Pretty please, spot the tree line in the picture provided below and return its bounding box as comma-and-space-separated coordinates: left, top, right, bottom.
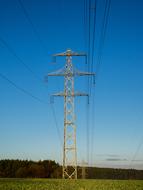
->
0, 159, 143, 179
0, 159, 61, 178
87, 167, 143, 180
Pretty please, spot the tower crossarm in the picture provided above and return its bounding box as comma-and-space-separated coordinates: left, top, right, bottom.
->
46, 67, 95, 77
73, 68, 95, 77
51, 92, 89, 97
52, 49, 87, 57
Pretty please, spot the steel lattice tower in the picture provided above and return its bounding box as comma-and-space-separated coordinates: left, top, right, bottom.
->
47, 49, 95, 179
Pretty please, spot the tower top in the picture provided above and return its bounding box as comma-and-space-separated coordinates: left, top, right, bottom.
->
53, 49, 86, 57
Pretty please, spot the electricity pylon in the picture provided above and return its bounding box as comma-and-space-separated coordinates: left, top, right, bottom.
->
47, 49, 95, 179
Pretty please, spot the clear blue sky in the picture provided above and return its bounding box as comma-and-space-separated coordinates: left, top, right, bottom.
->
0, 0, 143, 169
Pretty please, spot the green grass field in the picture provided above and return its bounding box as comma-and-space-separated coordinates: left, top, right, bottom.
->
0, 179, 143, 190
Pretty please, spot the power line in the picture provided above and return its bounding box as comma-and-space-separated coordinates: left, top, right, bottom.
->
83, 0, 86, 47
83, 0, 90, 165
16, 0, 63, 151
0, 36, 42, 81
0, 35, 62, 150
0, 36, 62, 158
86, 0, 98, 165
17, 0, 48, 53
87, 0, 91, 75
91, 0, 97, 70
84, 0, 88, 52
129, 137, 143, 168
90, 0, 97, 93
87, 0, 111, 165
51, 103, 63, 146
0, 72, 46, 104
85, 0, 92, 166
0, 71, 62, 148
95, 0, 111, 80
89, 0, 97, 164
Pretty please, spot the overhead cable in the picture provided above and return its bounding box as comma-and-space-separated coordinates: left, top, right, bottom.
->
0, 36, 41, 81
18, 0, 48, 53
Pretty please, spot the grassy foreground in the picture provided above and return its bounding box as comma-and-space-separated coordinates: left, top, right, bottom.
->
0, 179, 143, 190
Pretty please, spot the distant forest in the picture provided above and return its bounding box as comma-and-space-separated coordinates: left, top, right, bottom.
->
0, 159, 143, 179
